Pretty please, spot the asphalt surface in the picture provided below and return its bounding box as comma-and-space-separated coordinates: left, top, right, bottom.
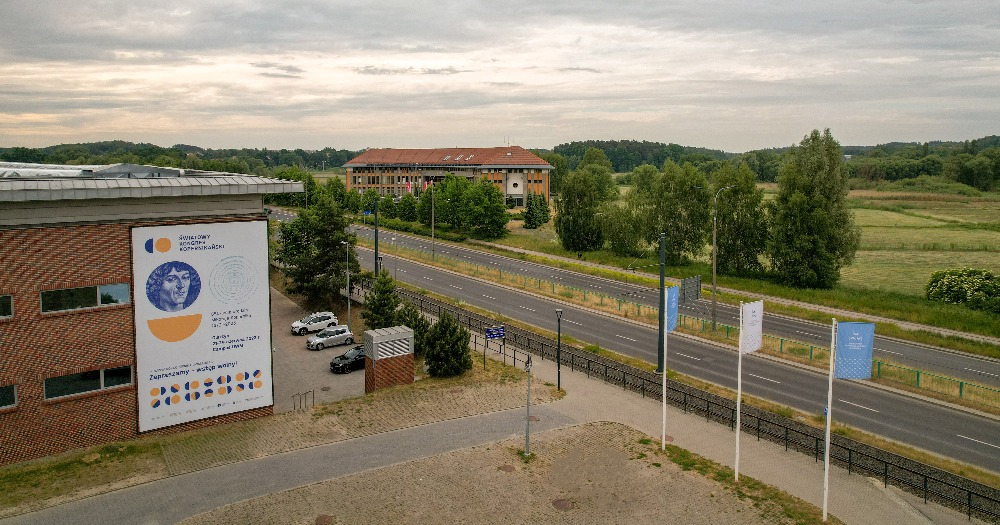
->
353, 225, 1000, 388
357, 245, 1000, 472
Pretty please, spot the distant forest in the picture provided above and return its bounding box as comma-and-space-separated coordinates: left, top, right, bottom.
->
2, 134, 999, 191
0, 141, 359, 177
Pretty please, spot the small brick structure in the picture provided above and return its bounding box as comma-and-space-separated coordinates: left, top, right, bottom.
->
364, 326, 414, 394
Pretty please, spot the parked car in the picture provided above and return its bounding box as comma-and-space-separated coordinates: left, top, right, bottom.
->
291, 312, 338, 336
330, 345, 366, 374
307, 325, 354, 350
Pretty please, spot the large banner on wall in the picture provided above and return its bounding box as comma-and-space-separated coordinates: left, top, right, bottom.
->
132, 221, 273, 432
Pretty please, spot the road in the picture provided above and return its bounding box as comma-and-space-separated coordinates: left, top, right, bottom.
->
358, 246, 1000, 472
353, 226, 1000, 388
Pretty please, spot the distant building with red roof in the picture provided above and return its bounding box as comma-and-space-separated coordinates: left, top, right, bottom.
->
343, 146, 551, 206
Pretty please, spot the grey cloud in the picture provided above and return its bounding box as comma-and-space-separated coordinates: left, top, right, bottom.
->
420, 67, 472, 75
258, 72, 302, 78
558, 67, 601, 74
252, 62, 304, 74
355, 66, 414, 75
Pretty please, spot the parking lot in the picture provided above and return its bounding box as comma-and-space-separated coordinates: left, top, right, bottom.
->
270, 287, 364, 413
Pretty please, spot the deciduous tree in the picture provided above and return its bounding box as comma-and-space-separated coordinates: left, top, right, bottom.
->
767, 129, 860, 288
461, 179, 508, 240
555, 170, 605, 252
713, 163, 767, 276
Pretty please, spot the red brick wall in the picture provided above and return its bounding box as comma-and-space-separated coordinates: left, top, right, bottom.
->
0, 216, 272, 466
364, 354, 414, 394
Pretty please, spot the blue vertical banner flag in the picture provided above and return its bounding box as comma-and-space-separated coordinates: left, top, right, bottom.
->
666, 286, 679, 332
835, 322, 876, 379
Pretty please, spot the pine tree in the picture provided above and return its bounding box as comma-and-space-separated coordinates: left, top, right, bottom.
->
524, 192, 541, 229
361, 270, 400, 330
424, 312, 472, 377
276, 193, 358, 308
395, 300, 431, 357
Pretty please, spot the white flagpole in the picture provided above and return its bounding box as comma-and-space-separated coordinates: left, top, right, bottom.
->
735, 302, 743, 481
822, 318, 837, 522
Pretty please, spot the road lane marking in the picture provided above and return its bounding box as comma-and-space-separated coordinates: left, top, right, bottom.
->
423, 276, 433, 281
564, 319, 582, 326
878, 349, 903, 356
616, 335, 637, 342
839, 399, 879, 413
965, 368, 999, 378
748, 373, 780, 384
450, 285, 462, 290
519, 306, 536, 312
674, 352, 701, 361
483, 295, 496, 300
957, 435, 1000, 450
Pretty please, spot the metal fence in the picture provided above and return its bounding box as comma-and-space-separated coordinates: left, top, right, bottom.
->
355, 282, 1000, 522
876, 361, 1000, 407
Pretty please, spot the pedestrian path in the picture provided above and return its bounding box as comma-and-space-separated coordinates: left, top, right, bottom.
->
2, 352, 984, 525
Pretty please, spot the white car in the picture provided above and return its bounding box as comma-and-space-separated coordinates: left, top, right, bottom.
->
307, 325, 354, 350
291, 312, 338, 335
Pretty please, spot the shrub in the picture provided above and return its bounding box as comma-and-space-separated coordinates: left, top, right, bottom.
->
374, 217, 467, 242
926, 268, 1000, 314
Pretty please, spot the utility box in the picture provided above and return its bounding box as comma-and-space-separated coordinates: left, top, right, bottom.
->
364, 326, 415, 394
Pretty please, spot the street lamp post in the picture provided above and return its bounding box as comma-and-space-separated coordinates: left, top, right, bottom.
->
555, 309, 564, 390
341, 241, 351, 330
431, 181, 435, 261
712, 186, 735, 331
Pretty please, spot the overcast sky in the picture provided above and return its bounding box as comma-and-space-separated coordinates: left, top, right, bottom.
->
1, 1, 997, 153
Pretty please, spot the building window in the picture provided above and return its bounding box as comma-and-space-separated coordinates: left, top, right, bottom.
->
40, 284, 130, 313
0, 294, 11, 318
44, 366, 133, 400
0, 385, 15, 408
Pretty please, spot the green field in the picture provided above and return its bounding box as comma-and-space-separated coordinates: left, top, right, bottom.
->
844, 193, 1000, 296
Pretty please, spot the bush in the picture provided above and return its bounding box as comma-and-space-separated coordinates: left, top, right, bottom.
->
373, 217, 467, 242
926, 268, 1000, 314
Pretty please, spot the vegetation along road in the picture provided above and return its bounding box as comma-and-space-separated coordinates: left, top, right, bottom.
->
354, 226, 1000, 388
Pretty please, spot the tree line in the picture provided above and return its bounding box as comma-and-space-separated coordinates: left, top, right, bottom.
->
0, 141, 360, 174
556, 130, 861, 289
529, 135, 1000, 191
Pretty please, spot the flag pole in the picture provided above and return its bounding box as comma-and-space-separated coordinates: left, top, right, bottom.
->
823, 318, 837, 522
662, 329, 667, 451
735, 301, 743, 481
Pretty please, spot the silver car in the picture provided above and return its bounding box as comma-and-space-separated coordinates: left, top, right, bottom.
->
306, 325, 354, 350
291, 312, 338, 336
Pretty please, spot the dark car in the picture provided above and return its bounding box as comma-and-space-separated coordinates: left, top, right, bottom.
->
330, 345, 366, 374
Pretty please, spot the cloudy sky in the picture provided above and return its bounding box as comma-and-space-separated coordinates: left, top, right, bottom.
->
1, 1, 997, 153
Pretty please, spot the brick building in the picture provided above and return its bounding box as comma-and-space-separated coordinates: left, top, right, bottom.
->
344, 146, 552, 206
0, 162, 301, 466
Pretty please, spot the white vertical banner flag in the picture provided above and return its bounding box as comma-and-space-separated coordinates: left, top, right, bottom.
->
739, 300, 764, 354
735, 299, 763, 481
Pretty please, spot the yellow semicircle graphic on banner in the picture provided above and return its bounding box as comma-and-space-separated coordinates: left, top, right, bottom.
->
147, 314, 202, 342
